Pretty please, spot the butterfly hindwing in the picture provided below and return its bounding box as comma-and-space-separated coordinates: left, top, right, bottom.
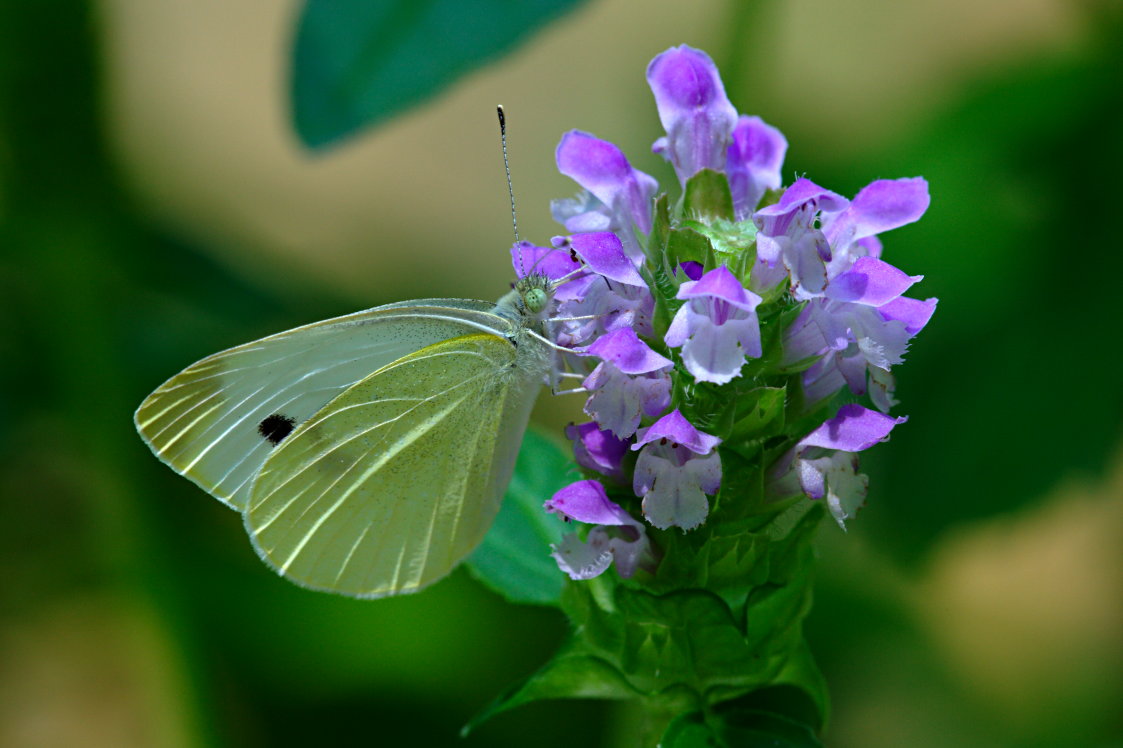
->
243, 333, 538, 598
134, 301, 511, 511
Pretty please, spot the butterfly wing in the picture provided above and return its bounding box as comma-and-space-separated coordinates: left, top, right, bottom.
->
134, 301, 509, 511
243, 333, 542, 598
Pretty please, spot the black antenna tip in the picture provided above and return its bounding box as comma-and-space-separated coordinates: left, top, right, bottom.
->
497, 104, 519, 245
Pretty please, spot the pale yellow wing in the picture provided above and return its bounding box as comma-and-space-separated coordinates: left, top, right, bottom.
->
134, 301, 511, 511
244, 333, 541, 598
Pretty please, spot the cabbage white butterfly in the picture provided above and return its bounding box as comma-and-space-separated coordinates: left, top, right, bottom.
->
135, 276, 555, 598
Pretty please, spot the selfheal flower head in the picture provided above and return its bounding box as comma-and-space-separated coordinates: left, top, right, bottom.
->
647, 45, 738, 184
664, 265, 763, 384
631, 410, 722, 530
536, 45, 934, 597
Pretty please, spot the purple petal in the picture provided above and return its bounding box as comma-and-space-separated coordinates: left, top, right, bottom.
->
726, 115, 787, 219
646, 45, 738, 181
878, 296, 938, 334
849, 177, 930, 239
677, 265, 761, 311
567, 422, 630, 478
798, 457, 827, 500
678, 316, 756, 384
826, 257, 922, 306
633, 409, 721, 454
585, 327, 672, 375
556, 131, 657, 233
544, 479, 636, 526
551, 531, 613, 580
798, 404, 907, 453
510, 241, 581, 280
825, 177, 930, 246
856, 235, 883, 259
568, 232, 645, 285
607, 527, 652, 578
756, 177, 848, 219
582, 363, 671, 438
676, 261, 704, 281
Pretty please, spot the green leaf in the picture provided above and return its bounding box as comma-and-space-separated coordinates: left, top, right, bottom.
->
292, 0, 588, 149
767, 643, 830, 730
466, 428, 573, 606
683, 169, 735, 220
462, 638, 641, 735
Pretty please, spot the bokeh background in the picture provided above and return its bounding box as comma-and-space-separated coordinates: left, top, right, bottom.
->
2, 0, 1121, 746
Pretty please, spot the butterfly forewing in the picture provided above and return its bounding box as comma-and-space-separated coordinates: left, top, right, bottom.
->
244, 333, 540, 598
134, 301, 511, 510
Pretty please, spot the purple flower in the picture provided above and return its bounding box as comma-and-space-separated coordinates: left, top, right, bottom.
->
553, 131, 658, 262
566, 421, 630, 481
767, 404, 906, 528
676, 261, 704, 281
551, 233, 655, 347
783, 257, 936, 410
822, 177, 930, 278
583, 327, 673, 437
631, 410, 722, 530
510, 240, 582, 284
545, 480, 652, 579
754, 178, 849, 299
647, 45, 738, 185
726, 115, 787, 220
664, 265, 763, 384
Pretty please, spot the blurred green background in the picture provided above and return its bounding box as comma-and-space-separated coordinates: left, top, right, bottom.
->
2, 0, 1121, 746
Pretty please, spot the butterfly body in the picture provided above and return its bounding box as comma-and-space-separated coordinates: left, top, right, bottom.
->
135, 276, 554, 597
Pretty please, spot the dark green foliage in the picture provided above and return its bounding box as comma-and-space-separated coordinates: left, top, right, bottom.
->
292, 0, 588, 148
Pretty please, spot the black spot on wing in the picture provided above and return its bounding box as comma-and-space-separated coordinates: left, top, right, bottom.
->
258, 413, 296, 445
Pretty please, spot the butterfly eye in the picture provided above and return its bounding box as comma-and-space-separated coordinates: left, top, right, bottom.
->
523, 287, 549, 314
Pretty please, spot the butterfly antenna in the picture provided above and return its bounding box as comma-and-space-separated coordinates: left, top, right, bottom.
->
497, 105, 521, 252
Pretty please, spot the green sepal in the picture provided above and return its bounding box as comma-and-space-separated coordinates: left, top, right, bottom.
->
684, 217, 759, 282
648, 194, 678, 334
667, 225, 715, 270
564, 582, 788, 708
728, 386, 787, 446
650, 192, 672, 264
466, 428, 573, 606
683, 169, 735, 221
709, 451, 768, 523
660, 702, 823, 748
565, 505, 822, 704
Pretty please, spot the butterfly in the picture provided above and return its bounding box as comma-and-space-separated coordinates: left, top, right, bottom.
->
134, 273, 556, 598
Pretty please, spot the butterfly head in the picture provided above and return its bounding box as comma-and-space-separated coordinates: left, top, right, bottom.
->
513, 272, 554, 322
